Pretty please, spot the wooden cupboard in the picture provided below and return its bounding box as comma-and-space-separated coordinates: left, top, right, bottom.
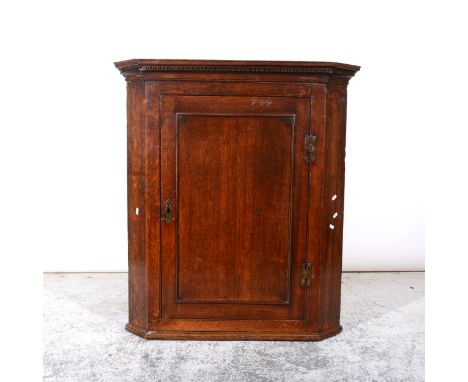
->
115, 59, 359, 340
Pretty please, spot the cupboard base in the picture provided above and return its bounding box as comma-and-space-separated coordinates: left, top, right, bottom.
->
125, 322, 342, 341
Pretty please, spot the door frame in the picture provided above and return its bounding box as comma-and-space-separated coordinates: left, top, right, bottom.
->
145, 82, 326, 335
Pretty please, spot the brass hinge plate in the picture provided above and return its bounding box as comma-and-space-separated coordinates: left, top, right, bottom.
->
304, 135, 317, 163
300, 262, 312, 288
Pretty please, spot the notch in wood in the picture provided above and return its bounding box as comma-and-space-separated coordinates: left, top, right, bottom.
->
304, 135, 317, 163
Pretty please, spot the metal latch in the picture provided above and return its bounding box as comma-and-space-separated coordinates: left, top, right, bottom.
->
300, 262, 312, 288
304, 135, 317, 163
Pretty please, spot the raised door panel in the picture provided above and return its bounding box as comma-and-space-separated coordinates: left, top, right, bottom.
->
177, 114, 293, 304
160, 95, 310, 322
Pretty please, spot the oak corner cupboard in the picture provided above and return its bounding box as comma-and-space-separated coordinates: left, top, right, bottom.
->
115, 59, 360, 341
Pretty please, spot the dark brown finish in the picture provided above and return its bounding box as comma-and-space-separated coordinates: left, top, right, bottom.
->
115, 59, 359, 341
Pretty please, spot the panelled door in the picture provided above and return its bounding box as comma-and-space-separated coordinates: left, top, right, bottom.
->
159, 95, 312, 323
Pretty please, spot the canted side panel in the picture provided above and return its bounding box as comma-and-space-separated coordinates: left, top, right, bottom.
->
305, 86, 327, 331
145, 82, 162, 323
127, 81, 148, 328
320, 85, 348, 331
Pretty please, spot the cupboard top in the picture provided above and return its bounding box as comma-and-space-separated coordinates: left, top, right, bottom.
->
114, 59, 360, 83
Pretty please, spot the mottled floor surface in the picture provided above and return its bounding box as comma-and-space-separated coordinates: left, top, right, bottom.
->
43, 272, 424, 382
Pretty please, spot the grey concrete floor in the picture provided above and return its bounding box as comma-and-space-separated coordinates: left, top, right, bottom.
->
43, 272, 424, 382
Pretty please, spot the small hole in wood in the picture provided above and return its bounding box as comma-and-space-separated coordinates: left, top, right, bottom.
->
135, 208, 139, 216
329, 224, 335, 230
332, 194, 337, 201
333, 212, 338, 219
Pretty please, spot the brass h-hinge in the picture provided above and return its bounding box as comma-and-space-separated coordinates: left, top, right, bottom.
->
300, 262, 312, 288
304, 135, 317, 163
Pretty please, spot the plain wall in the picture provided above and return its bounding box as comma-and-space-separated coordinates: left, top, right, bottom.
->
13, 0, 425, 272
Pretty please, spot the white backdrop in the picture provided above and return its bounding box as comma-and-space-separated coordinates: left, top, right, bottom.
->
3, 0, 428, 272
